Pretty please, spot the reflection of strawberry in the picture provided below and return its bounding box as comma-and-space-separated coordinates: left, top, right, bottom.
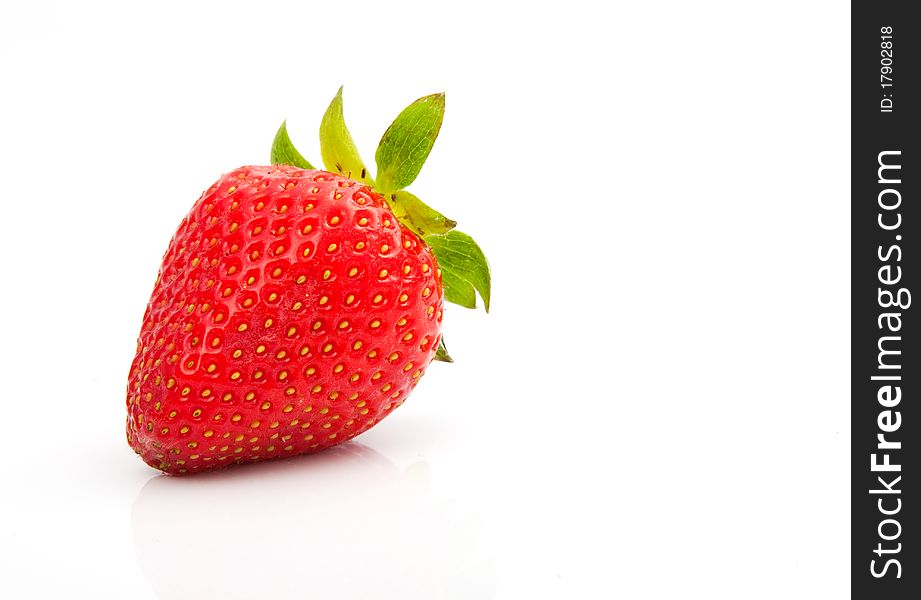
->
127, 90, 490, 474
132, 443, 496, 598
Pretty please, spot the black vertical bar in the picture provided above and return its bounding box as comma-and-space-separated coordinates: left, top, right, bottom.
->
852, 2, 918, 597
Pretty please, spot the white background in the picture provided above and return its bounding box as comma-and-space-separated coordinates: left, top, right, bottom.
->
0, 1, 849, 598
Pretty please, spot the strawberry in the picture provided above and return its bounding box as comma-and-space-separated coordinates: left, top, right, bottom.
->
127, 89, 490, 474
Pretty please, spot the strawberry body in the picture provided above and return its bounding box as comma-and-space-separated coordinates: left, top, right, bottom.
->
127, 165, 444, 474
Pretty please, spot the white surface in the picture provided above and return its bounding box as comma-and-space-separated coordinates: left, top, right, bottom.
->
0, 1, 849, 598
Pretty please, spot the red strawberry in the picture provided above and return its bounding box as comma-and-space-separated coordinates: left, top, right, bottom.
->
127, 90, 490, 474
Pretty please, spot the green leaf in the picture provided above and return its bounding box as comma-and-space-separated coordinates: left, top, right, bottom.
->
388, 190, 456, 236
439, 267, 477, 309
319, 87, 374, 185
270, 120, 315, 169
375, 93, 445, 193
424, 230, 490, 312
434, 338, 454, 363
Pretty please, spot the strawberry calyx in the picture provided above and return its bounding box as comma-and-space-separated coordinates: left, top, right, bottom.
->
435, 338, 454, 363
270, 120, 315, 170
270, 88, 491, 324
